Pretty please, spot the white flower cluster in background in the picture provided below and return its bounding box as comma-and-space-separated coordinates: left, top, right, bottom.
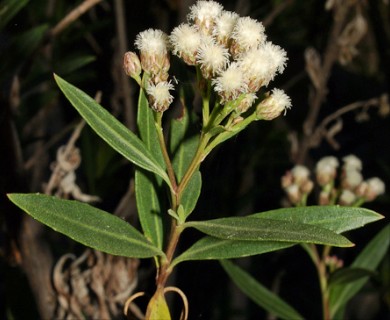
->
282, 154, 385, 206
124, 0, 291, 118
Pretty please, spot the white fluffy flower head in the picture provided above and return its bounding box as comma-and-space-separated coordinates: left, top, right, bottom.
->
262, 42, 288, 75
188, 0, 223, 35
197, 38, 229, 78
230, 17, 266, 57
213, 11, 239, 45
212, 62, 248, 102
135, 29, 169, 55
170, 23, 202, 65
146, 81, 174, 112
135, 29, 170, 77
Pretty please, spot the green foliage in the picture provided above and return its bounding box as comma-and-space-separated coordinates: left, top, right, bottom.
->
54, 74, 171, 187
135, 83, 166, 249
184, 216, 353, 246
329, 224, 390, 317
7, 194, 164, 258
252, 206, 384, 233
220, 260, 303, 320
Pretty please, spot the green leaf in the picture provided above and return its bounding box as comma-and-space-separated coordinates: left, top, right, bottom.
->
170, 103, 202, 217
180, 171, 201, 218
54, 74, 170, 186
169, 107, 199, 181
172, 237, 292, 266
135, 87, 165, 249
252, 206, 383, 234
137, 83, 165, 166
8, 193, 164, 259
184, 217, 353, 247
0, 0, 29, 31
329, 268, 376, 287
220, 260, 304, 320
329, 223, 390, 317
135, 171, 165, 249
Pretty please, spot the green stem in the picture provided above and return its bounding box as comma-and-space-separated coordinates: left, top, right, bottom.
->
154, 112, 178, 206
204, 112, 257, 156
176, 131, 211, 203
302, 244, 331, 320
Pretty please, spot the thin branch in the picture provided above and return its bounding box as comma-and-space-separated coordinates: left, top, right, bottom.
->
50, 0, 103, 37
263, 0, 294, 27
296, 2, 353, 164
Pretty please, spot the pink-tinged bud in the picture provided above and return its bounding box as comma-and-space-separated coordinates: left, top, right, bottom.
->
363, 177, 385, 201
256, 89, 292, 120
123, 51, 142, 79
301, 179, 314, 194
285, 184, 301, 205
281, 171, 293, 189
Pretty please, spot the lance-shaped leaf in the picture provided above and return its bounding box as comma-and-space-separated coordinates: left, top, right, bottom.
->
54, 74, 170, 186
135, 87, 165, 249
252, 206, 384, 234
183, 217, 353, 247
329, 223, 390, 317
220, 260, 304, 320
172, 237, 292, 267
8, 193, 164, 258
329, 268, 376, 287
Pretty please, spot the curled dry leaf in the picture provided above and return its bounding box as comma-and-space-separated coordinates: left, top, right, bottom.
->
53, 249, 139, 319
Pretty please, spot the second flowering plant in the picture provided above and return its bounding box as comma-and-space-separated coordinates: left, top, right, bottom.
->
8, 1, 384, 319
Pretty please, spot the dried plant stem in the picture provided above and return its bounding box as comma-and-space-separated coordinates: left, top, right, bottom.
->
297, 3, 351, 164
50, 0, 103, 37
312, 97, 382, 143
44, 120, 86, 195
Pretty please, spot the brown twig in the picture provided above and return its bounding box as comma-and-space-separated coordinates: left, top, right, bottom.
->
309, 95, 386, 149
113, 0, 136, 131
50, 0, 103, 37
263, 0, 294, 27
296, 2, 353, 164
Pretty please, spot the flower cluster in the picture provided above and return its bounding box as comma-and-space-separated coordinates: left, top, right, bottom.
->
123, 0, 291, 119
282, 154, 385, 206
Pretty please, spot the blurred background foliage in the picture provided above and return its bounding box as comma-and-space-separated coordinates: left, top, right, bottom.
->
1, 0, 389, 319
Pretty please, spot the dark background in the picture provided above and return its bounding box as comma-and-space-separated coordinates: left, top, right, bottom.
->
1, 0, 389, 319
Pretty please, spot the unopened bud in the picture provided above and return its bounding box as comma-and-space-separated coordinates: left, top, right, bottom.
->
301, 179, 314, 194
285, 184, 301, 204
339, 189, 357, 205
315, 156, 339, 186
123, 51, 142, 79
